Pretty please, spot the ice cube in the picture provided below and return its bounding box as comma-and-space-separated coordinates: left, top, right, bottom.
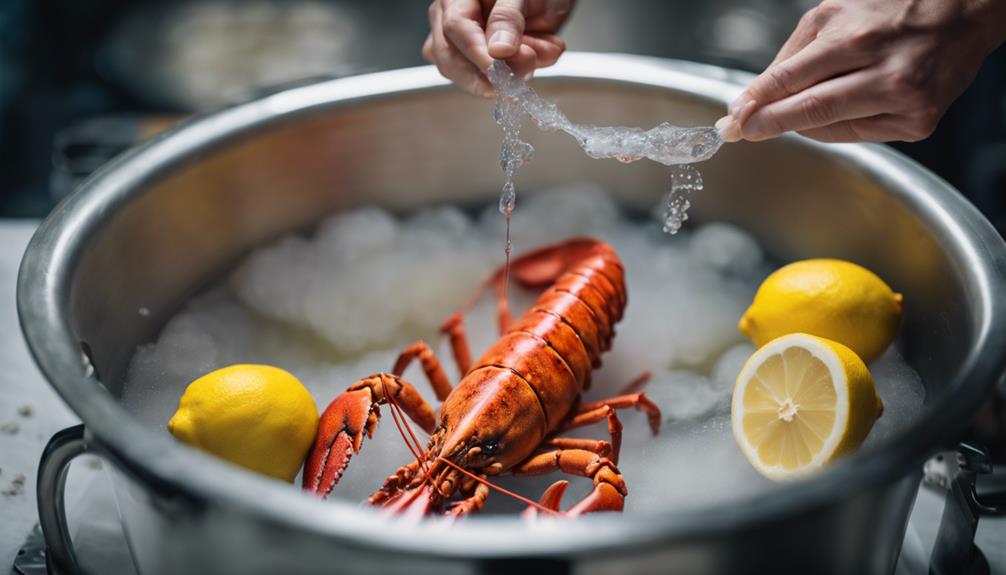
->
689, 223, 764, 276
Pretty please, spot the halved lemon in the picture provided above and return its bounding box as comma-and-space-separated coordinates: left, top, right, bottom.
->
731, 333, 883, 480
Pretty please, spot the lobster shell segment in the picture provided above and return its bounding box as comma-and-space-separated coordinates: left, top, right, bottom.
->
508, 310, 592, 383
475, 331, 578, 429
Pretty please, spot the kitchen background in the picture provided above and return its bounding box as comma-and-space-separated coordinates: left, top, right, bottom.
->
1, 0, 1004, 231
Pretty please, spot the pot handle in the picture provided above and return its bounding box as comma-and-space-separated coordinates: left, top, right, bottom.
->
37, 424, 90, 575
929, 441, 1003, 575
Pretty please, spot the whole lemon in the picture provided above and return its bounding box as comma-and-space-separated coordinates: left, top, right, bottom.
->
168, 364, 319, 482
739, 259, 902, 363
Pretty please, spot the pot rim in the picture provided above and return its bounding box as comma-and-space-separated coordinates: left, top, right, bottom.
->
17, 52, 1006, 558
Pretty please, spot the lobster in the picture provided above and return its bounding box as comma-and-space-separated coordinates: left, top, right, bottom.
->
303, 237, 661, 517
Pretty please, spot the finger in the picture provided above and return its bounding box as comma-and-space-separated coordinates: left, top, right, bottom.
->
432, 2, 495, 97
797, 114, 910, 143
767, 6, 821, 69
730, 37, 870, 117
525, 0, 573, 32
798, 111, 940, 143
715, 114, 743, 143
441, 0, 494, 71
740, 70, 890, 141
486, 0, 527, 59
521, 33, 565, 67
506, 43, 538, 80
422, 34, 434, 63
729, 9, 819, 115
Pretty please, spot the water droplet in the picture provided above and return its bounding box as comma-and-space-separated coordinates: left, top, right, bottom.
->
660, 166, 702, 235
499, 181, 516, 215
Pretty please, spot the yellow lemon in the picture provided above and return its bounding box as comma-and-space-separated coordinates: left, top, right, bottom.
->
168, 364, 318, 482
732, 333, 883, 480
739, 259, 902, 362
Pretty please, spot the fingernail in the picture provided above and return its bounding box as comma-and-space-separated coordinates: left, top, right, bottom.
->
522, 70, 534, 82
715, 115, 742, 143
489, 31, 517, 51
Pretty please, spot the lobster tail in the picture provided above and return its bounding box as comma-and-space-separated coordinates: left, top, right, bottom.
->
475, 238, 628, 428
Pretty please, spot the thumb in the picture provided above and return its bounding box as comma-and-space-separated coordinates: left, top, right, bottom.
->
486, 0, 527, 59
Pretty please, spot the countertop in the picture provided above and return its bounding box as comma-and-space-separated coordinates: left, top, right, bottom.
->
0, 221, 81, 570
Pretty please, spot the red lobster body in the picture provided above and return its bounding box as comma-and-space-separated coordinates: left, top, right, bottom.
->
304, 238, 660, 516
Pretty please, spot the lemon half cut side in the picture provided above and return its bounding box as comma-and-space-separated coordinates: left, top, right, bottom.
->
731, 333, 883, 480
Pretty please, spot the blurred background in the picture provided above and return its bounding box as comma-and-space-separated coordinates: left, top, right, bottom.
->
0, 0, 1004, 232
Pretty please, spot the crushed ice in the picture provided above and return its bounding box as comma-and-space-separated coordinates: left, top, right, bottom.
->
486, 60, 724, 234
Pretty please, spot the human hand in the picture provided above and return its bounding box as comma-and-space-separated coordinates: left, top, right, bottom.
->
716, 0, 1006, 143
422, 0, 574, 98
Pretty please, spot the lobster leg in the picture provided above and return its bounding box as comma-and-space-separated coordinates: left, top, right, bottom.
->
491, 277, 515, 334
512, 449, 627, 515
392, 340, 453, 401
447, 481, 490, 517
519, 436, 612, 519
619, 371, 653, 394
559, 406, 623, 463
303, 373, 436, 497
573, 393, 662, 436
541, 437, 612, 459
369, 460, 421, 505
439, 313, 473, 377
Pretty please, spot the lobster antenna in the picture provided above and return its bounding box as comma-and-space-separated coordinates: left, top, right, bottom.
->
383, 384, 432, 477
458, 261, 512, 316
458, 277, 492, 315
435, 457, 564, 516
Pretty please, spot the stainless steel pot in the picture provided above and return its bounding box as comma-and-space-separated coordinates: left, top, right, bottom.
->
18, 53, 1006, 575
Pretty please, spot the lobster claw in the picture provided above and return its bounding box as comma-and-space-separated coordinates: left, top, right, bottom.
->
303, 374, 436, 500
521, 480, 568, 520
303, 388, 377, 497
